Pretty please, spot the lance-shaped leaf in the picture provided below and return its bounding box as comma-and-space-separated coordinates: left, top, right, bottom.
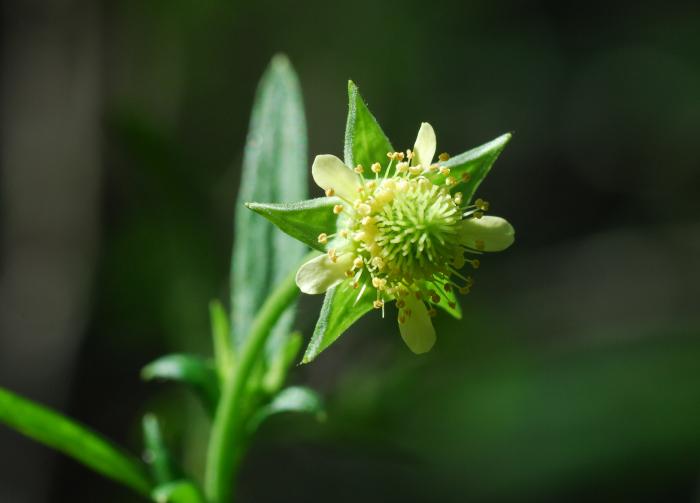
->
231, 54, 307, 353
262, 331, 303, 394
0, 386, 152, 496
143, 414, 180, 485
246, 197, 340, 253
302, 283, 378, 363
248, 386, 325, 432
344, 81, 394, 174
152, 480, 205, 503
141, 354, 219, 414
434, 133, 512, 203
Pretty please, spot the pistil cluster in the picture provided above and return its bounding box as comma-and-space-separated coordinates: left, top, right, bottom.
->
318, 150, 488, 323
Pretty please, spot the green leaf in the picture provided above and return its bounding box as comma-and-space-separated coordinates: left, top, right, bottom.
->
142, 414, 179, 485
141, 354, 219, 414
302, 282, 377, 363
248, 386, 325, 432
0, 386, 152, 496
231, 54, 307, 353
434, 133, 512, 203
246, 197, 340, 253
152, 480, 205, 503
262, 331, 303, 393
209, 299, 233, 380
344, 81, 394, 173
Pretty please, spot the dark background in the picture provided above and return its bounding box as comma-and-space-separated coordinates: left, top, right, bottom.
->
2, 1, 700, 502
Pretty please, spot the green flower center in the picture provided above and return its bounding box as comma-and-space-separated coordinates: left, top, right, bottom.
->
373, 179, 460, 280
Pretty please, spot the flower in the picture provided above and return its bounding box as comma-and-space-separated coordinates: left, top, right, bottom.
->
294, 123, 514, 354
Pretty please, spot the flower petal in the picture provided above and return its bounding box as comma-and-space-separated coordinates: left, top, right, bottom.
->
412, 122, 436, 169
311, 154, 359, 201
459, 215, 515, 252
295, 253, 353, 295
398, 295, 436, 354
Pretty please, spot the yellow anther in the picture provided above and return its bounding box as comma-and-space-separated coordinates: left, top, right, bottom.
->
474, 211, 484, 219
373, 299, 384, 309
475, 239, 485, 251
439, 166, 450, 176
327, 248, 338, 262
317, 233, 328, 244
454, 192, 463, 205
445, 176, 457, 186
345, 269, 354, 278
352, 281, 359, 289
354, 164, 364, 174
470, 259, 480, 269
406, 149, 414, 160
387, 151, 395, 159
396, 162, 409, 174
438, 152, 450, 162
333, 204, 343, 214
429, 164, 439, 172
475, 198, 487, 210
361, 216, 373, 226
371, 277, 386, 290
353, 257, 364, 269
371, 162, 382, 174
409, 165, 423, 176
356, 203, 372, 216
397, 152, 405, 161
339, 229, 349, 238
365, 180, 376, 190
325, 187, 335, 197
356, 185, 365, 193
371, 256, 384, 269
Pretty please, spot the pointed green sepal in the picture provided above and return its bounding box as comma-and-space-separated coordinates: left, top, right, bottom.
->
344, 81, 394, 174
246, 197, 341, 252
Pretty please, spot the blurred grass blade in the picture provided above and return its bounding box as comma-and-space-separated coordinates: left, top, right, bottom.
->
248, 386, 325, 432
152, 480, 205, 503
344, 81, 394, 173
231, 54, 308, 356
0, 386, 152, 496
143, 414, 180, 485
436, 133, 512, 203
141, 354, 219, 414
209, 300, 233, 380
246, 198, 340, 253
302, 283, 376, 363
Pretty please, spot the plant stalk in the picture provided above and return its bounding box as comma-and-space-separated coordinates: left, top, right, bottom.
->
204, 268, 300, 503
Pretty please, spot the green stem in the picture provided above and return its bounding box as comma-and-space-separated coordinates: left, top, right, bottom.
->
204, 268, 300, 503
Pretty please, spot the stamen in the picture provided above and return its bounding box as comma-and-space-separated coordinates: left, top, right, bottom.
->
333, 204, 343, 214
354, 164, 364, 174
438, 152, 450, 162
317, 233, 328, 244
325, 188, 335, 197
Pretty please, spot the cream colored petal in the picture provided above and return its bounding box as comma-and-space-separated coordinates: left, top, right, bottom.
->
295, 253, 353, 295
311, 154, 359, 201
412, 122, 436, 169
398, 295, 436, 354
459, 216, 515, 252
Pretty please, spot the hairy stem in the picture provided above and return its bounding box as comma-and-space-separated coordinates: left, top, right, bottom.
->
204, 268, 300, 503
